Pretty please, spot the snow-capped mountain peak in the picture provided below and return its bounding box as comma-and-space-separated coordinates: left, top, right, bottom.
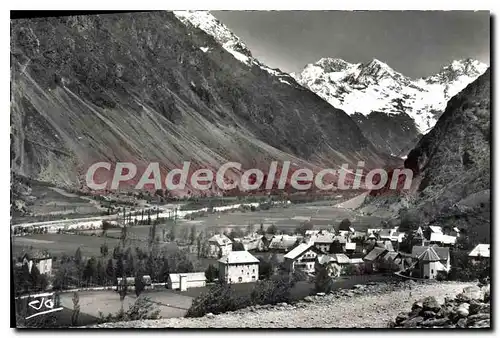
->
173, 10, 298, 86
315, 57, 355, 72
294, 56, 488, 134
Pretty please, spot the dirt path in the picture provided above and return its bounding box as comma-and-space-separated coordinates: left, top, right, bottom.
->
91, 281, 473, 328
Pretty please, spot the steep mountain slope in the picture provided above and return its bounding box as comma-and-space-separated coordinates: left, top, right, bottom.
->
367, 69, 490, 241
10, 12, 390, 194
173, 11, 298, 87
293, 58, 487, 155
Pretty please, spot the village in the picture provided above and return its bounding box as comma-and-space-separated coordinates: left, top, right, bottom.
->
11, 186, 491, 326
14, 210, 490, 295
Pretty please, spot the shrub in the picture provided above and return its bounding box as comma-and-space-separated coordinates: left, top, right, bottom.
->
97, 297, 160, 323
186, 283, 251, 318
186, 275, 294, 318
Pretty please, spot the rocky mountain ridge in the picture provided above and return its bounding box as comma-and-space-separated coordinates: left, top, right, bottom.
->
10, 12, 390, 193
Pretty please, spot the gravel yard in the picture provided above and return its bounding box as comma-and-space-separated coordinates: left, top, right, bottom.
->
90, 281, 474, 328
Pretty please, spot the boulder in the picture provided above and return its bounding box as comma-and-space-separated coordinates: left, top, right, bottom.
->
455, 293, 471, 303
422, 296, 441, 312
468, 319, 491, 328
484, 288, 490, 302
456, 318, 467, 328
407, 309, 422, 319
422, 310, 437, 319
411, 300, 424, 311
462, 286, 482, 300
303, 296, 314, 303
205, 313, 215, 319
420, 318, 450, 327
455, 303, 470, 318
469, 300, 490, 315
402, 316, 424, 328
316, 292, 326, 297
467, 313, 490, 325
395, 312, 409, 324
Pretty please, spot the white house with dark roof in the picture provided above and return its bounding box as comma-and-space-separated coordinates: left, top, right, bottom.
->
208, 234, 233, 258
218, 251, 259, 284
312, 233, 335, 253
412, 245, 450, 279
268, 234, 300, 252
284, 243, 322, 273
22, 251, 52, 275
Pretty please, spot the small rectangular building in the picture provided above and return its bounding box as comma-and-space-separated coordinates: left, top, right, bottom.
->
22, 252, 53, 275
167, 272, 207, 290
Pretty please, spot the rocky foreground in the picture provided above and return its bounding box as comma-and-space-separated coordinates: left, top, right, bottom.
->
90, 280, 481, 328
391, 283, 490, 328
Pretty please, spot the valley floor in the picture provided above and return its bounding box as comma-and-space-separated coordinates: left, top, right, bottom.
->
90, 281, 473, 328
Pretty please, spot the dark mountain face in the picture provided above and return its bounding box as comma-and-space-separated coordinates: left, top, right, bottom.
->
351, 111, 421, 156
405, 69, 490, 209
367, 69, 490, 241
10, 12, 390, 193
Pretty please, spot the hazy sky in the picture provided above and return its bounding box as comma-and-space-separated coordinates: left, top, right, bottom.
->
212, 11, 490, 78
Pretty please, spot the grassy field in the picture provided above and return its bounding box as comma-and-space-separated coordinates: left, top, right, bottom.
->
11, 233, 178, 259
12, 194, 384, 260
58, 288, 193, 321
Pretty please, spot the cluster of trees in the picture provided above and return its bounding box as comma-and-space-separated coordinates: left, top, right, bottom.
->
48, 240, 196, 291
12, 226, 49, 236
447, 235, 491, 281
13, 263, 50, 295
186, 274, 296, 318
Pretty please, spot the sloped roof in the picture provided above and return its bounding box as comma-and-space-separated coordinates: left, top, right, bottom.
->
430, 233, 457, 245
416, 226, 424, 236
349, 258, 364, 264
316, 254, 335, 265
219, 250, 259, 264
168, 272, 206, 283
269, 235, 299, 249
379, 229, 393, 238
22, 251, 51, 261
469, 244, 490, 258
384, 251, 400, 261
209, 234, 232, 246
284, 243, 315, 260
317, 253, 350, 264
363, 247, 387, 261
429, 226, 443, 234
376, 240, 394, 252
345, 242, 356, 250
314, 233, 336, 243
412, 246, 449, 261
417, 247, 441, 262
333, 253, 350, 264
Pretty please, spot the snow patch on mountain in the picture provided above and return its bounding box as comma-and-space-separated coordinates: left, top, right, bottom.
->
173, 10, 299, 87
294, 58, 488, 133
